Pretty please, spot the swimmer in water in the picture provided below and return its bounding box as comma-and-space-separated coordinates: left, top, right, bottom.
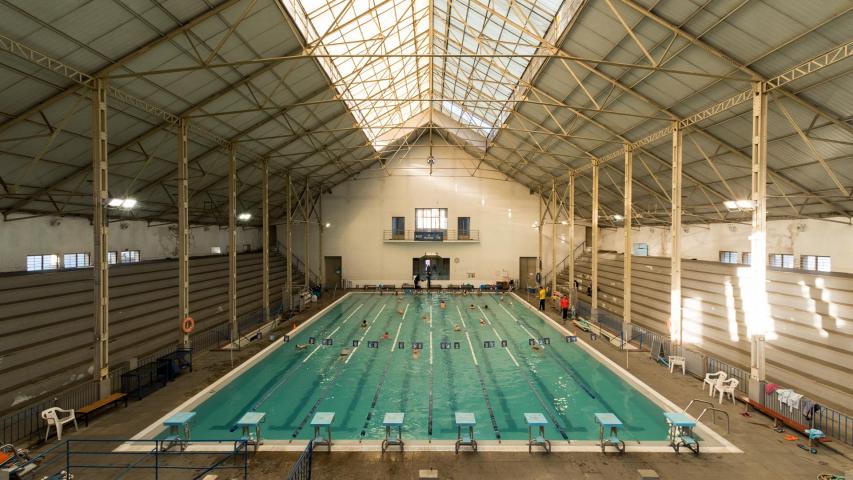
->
483, 304, 488, 309
361, 319, 368, 328
479, 318, 487, 326
532, 343, 543, 352
469, 304, 476, 310
412, 349, 421, 359
296, 344, 309, 350
439, 299, 446, 309
453, 324, 462, 332
383, 332, 390, 340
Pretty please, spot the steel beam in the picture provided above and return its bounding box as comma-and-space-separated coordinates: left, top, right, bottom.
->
304, 180, 310, 289
591, 162, 599, 317
262, 157, 270, 322
178, 118, 190, 347
749, 81, 769, 398
319, 186, 324, 291
92, 79, 110, 398
623, 146, 632, 335
551, 178, 557, 297
228, 144, 238, 344
286, 174, 293, 313
538, 187, 543, 281
670, 122, 683, 350
568, 173, 576, 307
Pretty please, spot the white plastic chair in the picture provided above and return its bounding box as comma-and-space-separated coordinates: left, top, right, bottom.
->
714, 378, 739, 405
41, 407, 78, 441
702, 371, 727, 395
668, 356, 686, 375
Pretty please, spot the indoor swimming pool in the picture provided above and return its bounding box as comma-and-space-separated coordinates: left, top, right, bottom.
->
138, 292, 699, 447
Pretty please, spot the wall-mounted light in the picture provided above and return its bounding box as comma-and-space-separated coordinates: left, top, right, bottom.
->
561, 220, 568, 225
724, 200, 754, 210
532, 221, 539, 229
238, 212, 252, 221
108, 198, 137, 209
324, 222, 331, 228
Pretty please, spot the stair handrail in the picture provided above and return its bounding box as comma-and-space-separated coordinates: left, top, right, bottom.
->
684, 399, 730, 433
275, 241, 321, 287
544, 240, 586, 287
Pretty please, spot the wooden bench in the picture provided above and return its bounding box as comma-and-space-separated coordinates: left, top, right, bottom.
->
77, 392, 128, 427
745, 398, 831, 443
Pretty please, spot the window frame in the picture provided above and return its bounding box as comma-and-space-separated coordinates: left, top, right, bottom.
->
719, 251, 739, 264
63, 252, 90, 269
801, 255, 831, 273
415, 208, 448, 231
26, 254, 59, 271
769, 253, 794, 269
120, 250, 141, 263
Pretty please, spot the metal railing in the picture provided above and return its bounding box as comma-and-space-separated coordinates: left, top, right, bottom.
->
287, 440, 313, 480
760, 384, 853, 447
382, 229, 480, 241
277, 241, 321, 287
5, 438, 249, 479
684, 399, 730, 434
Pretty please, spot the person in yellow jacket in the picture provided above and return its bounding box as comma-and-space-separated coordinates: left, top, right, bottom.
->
538, 286, 546, 311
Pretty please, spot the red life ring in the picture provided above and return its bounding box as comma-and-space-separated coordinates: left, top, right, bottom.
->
181, 316, 195, 334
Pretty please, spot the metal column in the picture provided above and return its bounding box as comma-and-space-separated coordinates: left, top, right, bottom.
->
568, 173, 575, 307
228, 144, 238, 344
318, 186, 324, 291
92, 78, 110, 398
285, 174, 293, 313
623, 146, 632, 335
591, 162, 599, 317
670, 122, 683, 350
749, 81, 769, 398
262, 157, 270, 321
551, 178, 557, 297
304, 180, 310, 290
178, 118, 190, 347
537, 187, 543, 284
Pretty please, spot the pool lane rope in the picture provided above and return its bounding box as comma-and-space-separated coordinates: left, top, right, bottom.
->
482, 302, 570, 440
458, 304, 501, 441
498, 301, 597, 400
291, 302, 388, 439
249, 303, 365, 413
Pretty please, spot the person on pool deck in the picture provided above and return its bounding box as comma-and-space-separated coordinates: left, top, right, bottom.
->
414, 273, 421, 289
560, 294, 570, 320
538, 286, 547, 311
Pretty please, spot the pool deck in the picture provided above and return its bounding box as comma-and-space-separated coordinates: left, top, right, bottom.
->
49, 291, 853, 479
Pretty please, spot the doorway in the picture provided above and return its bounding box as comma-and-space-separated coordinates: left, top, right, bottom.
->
519, 257, 537, 291
324, 256, 342, 290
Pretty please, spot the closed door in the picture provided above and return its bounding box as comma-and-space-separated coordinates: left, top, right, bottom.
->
324, 256, 342, 290
519, 257, 537, 290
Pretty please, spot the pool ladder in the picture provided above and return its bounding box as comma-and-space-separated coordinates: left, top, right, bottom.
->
684, 399, 730, 434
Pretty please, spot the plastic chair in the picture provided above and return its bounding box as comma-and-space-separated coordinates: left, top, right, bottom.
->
41, 407, 78, 441
668, 356, 686, 375
702, 371, 727, 395
714, 378, 739, 404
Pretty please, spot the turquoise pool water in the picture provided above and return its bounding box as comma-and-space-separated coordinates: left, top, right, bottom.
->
166, 293, 670, 442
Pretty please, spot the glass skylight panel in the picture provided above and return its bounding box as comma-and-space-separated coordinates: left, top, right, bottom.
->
281, 0, 565, 147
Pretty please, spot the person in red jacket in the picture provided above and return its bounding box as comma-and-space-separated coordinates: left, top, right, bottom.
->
560, 294, 570, 321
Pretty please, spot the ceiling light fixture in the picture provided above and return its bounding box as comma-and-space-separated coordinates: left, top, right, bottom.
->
108, 198, 136, 209
724, 200, 754, 210
238, 213, 252, 221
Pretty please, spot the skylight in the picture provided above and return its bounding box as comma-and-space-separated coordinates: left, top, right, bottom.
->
280, 0, 566, 148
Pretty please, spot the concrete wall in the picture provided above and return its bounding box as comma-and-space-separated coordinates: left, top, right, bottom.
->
0, 214, 261, 272
0, 251, 291, 414
282, 137, 583, 286
562, 252, 853, 412
598, 218, 853, 273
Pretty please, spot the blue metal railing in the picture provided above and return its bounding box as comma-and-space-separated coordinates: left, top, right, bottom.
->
287, 440, 313, 480
6, 439, 249, 479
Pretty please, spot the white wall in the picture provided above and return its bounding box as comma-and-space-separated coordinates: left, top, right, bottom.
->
0, 214, 261, 272
599, 217, 853, 273
281, 138, 582, 286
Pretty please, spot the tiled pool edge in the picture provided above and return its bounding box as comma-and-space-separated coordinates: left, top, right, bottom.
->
129, 293, 354, 443
511, 292, 742, 454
